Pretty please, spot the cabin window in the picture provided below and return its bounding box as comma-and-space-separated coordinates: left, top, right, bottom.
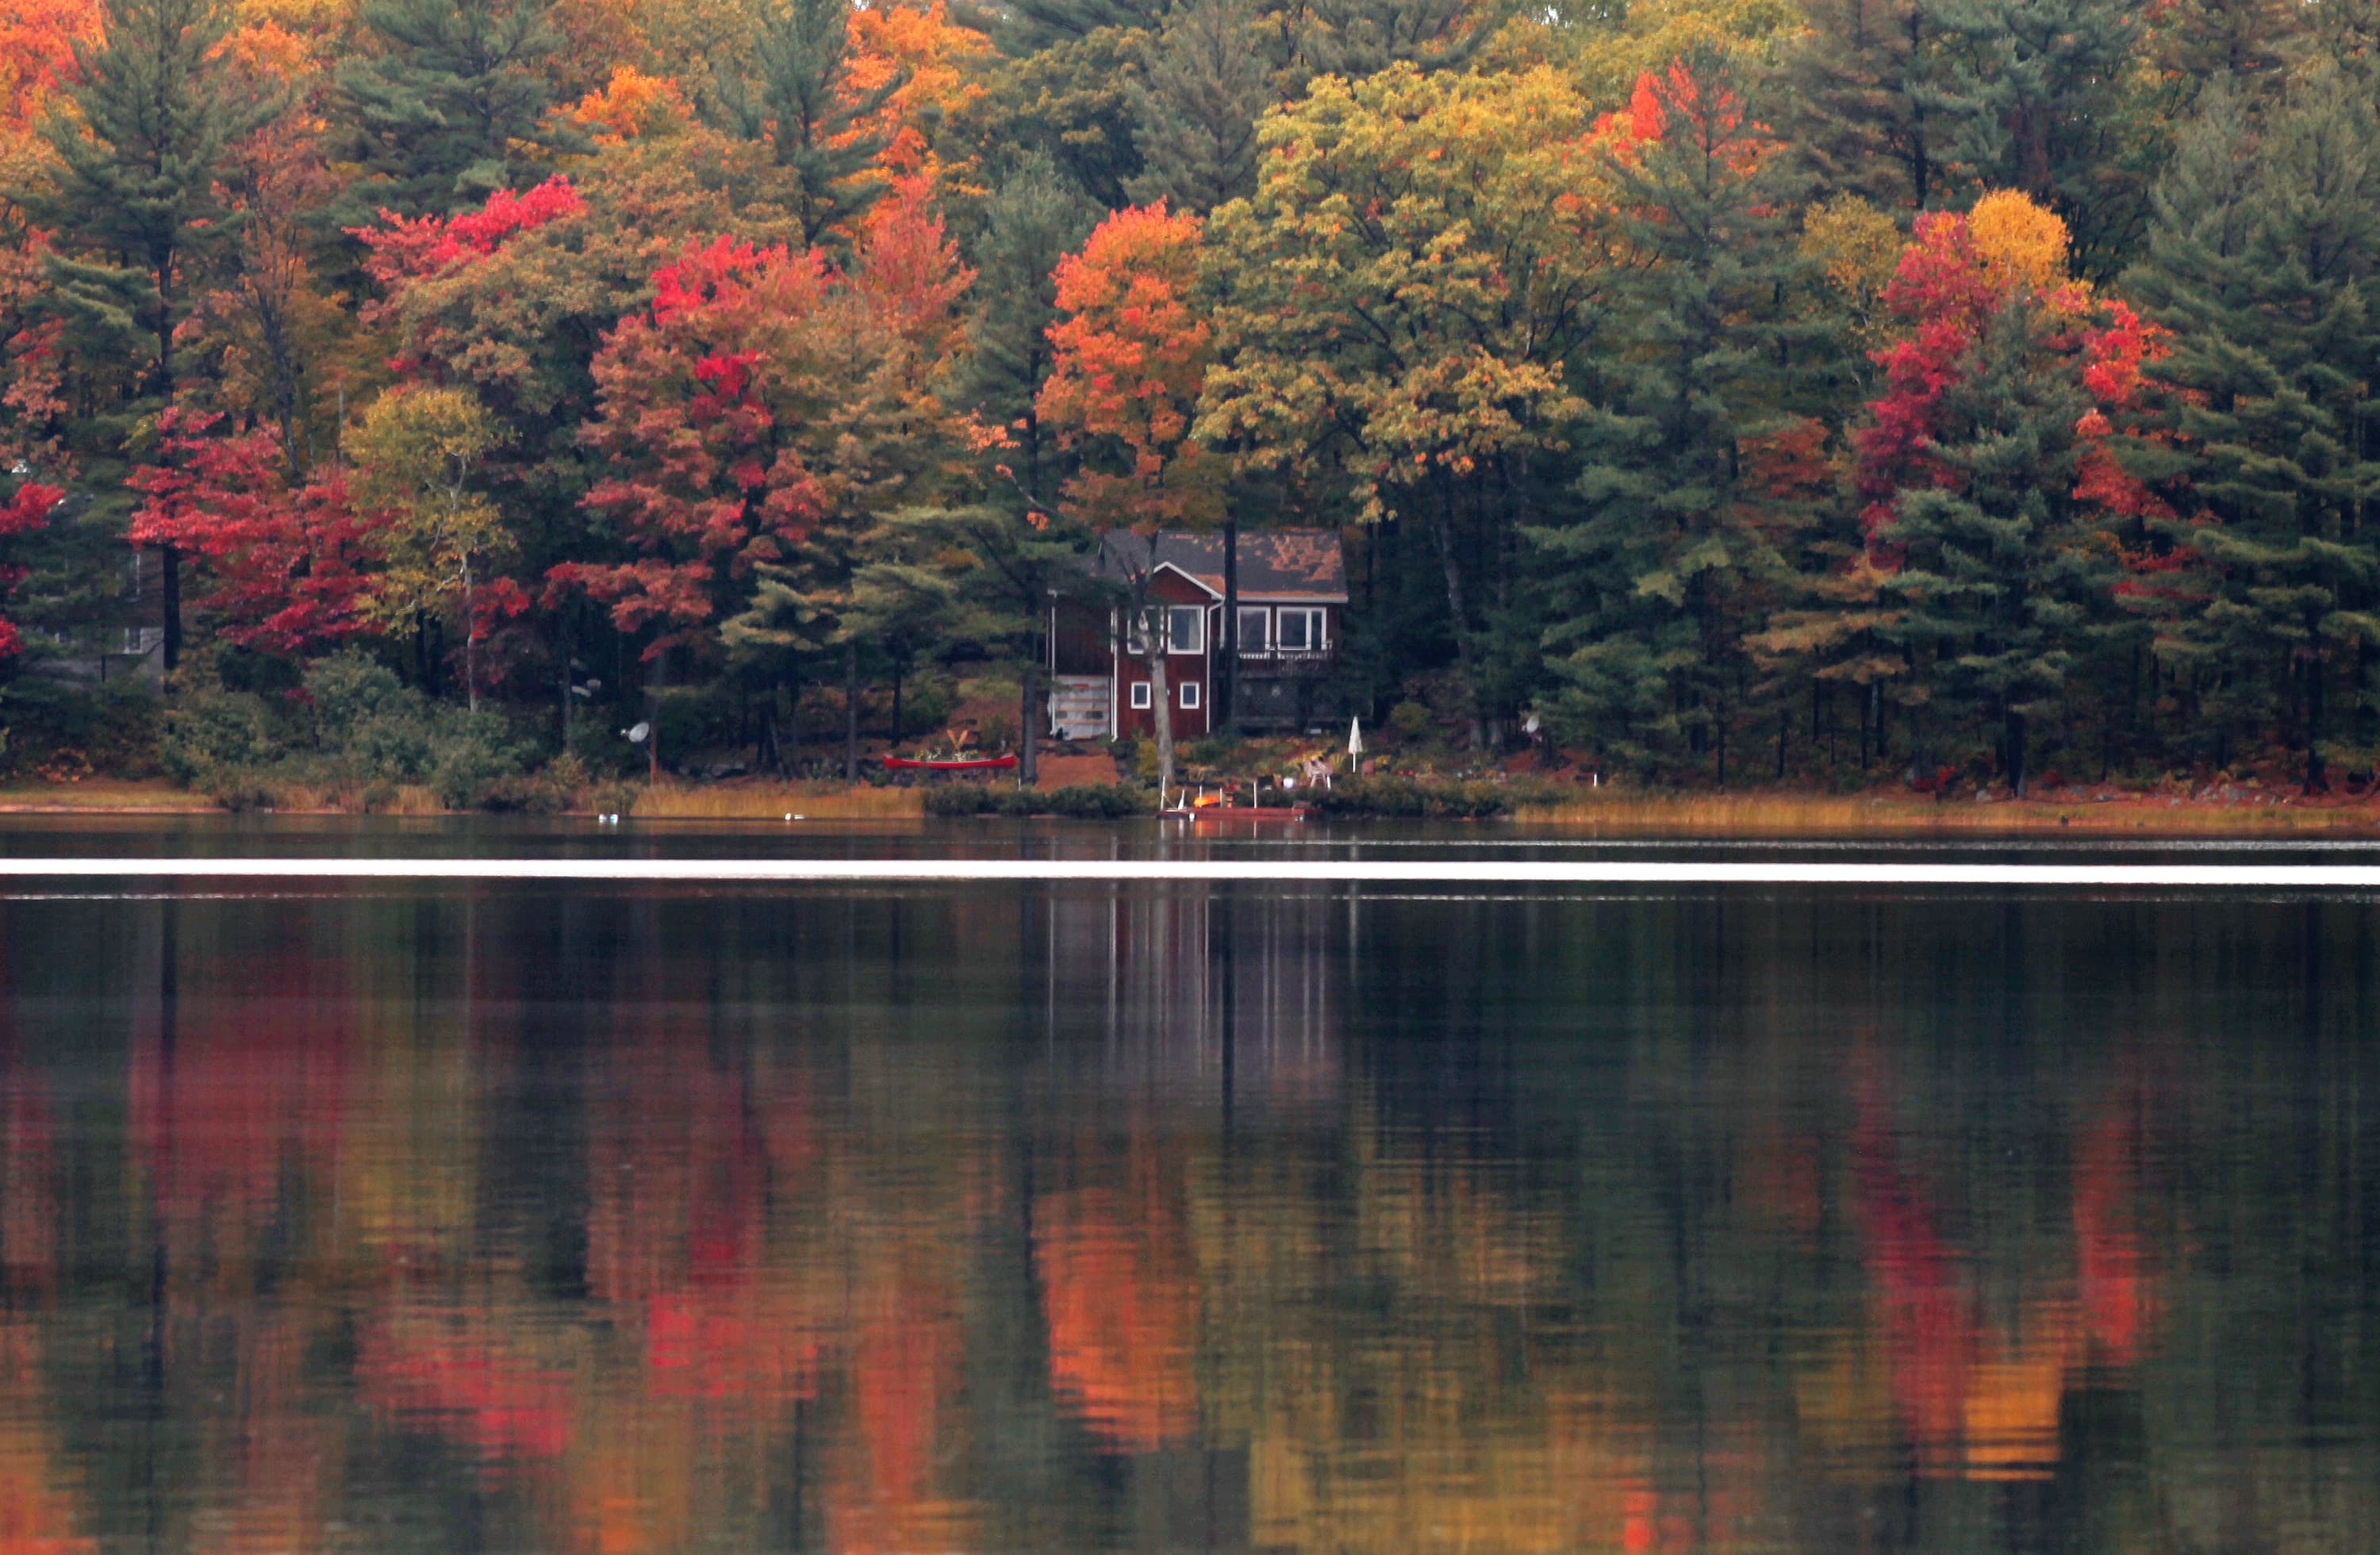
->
1180, 681, 1200, 710
1236, 607, 1271, 654
1276, 608, 1326, 652
1130, 681, 1153, 709
1166, 605, 1206, 654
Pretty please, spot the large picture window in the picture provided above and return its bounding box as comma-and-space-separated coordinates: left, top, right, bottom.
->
1236, 607, 1271, 654
1275, 608, 1326, 653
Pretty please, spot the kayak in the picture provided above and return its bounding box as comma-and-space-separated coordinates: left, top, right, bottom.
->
882, 754, 1019, 771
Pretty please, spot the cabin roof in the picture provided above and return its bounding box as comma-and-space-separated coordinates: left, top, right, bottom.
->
1091, 530, 1348, 602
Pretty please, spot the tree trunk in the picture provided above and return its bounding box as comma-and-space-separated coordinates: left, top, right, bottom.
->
647, 651, 664, 786
891, 666, 904, 746
1023, 601, 1044, 787
1714, 691, 1728, 785
789, 670, 804, 774
2305, 651, 2327, 793
1220, 513, 1238, 732
1020, 675, 1041, 787
2006, 708, 2028, 796
159, 547, 182, 673
1146, 636, 1174, 795
844, 639, 860, 783
1430, 507, 1486, 751
463, 556, 478, 714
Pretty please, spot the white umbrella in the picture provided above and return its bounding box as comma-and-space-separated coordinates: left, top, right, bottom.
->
1348, 717, 1364, 760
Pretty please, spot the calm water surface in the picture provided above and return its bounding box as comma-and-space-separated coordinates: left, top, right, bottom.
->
0, 821, 2374, 1552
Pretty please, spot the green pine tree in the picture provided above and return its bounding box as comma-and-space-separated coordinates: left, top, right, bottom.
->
1772, 0, 1948, 210
962, 152, 1100, 509
1532, 56, 1830, 779
337, 0, 584, 220
1298, 0, 1483, 79
999, 0, 1177, 56
27, 0, 262, 402
714, 0, 905, 250
1124, 0, 1275, 213
24, 0, 267, 670
2142, 0, 2300, 98
1921, 0, 2145, 275
1877, 298, 2126, 793
943, 29, 1153, 209
2121, 70, 2380, 788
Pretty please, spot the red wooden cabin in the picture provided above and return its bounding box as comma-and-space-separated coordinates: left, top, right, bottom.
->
1046, 531, 1349, 740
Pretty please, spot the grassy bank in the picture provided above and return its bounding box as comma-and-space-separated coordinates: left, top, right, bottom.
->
1510, 789, 2380, 835
0, 780, 217, 813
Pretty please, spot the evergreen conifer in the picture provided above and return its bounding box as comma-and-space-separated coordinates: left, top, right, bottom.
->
1875, 298, 2120, 793
2123, 71, 2380, 787
962, 152, 1100, 507
1773, 0, 1945, 209
716, 0, 904, 249
338, 0, 583, 219
1534, 58, 1828, 777
26, 0, 266, 670
1124, 0, 1273, 213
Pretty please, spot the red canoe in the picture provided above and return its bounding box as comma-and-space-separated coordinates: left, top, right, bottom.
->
882, 754, 1019, 771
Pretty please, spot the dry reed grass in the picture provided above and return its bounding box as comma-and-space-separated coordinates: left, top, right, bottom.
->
1511, 789, 2380, 835
0, 780, 215, 812
625, 781, 926, 820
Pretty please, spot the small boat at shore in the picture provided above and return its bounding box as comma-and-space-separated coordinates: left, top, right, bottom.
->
1161, 785, 1313, 823
1165, 804, 1313, 823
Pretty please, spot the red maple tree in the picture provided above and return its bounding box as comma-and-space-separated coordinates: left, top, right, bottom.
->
0, 481, 61, 658
355, 176, 589, 293
1855, 199, 2171, 555
553, 223, 975, 658
127, 410, 382, 654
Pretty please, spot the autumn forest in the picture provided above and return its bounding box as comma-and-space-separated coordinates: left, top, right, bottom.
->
1, 0, 2375, 796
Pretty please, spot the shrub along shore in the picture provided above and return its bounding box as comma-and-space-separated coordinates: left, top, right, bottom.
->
6, 651, 2371, 831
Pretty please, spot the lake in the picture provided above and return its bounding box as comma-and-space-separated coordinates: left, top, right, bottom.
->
0, 819, 2374, 1552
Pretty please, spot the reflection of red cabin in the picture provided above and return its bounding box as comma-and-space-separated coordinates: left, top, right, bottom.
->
1046, 531, 1349, 740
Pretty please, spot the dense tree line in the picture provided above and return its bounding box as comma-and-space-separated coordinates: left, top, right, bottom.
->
2, 0, 2378, 790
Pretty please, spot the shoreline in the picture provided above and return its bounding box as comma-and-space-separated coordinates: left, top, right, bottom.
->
4, 779, 2379, 836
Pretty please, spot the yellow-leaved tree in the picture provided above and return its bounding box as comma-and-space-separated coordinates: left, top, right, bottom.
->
348, 386, 512, 711
1196, 63, 1621, 747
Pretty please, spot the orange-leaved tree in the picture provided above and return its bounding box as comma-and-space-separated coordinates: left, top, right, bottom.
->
0, 0, 99, 134
844, 0, 992, 191
1036, 201, 1219, 791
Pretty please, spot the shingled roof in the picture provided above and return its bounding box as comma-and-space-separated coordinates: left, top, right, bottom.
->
1092, 530, 1348, 602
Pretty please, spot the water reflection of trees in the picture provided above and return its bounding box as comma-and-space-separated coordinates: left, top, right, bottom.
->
0, 889, 2371, 1550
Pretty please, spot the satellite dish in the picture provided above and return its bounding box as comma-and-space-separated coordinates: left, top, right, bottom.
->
624, 721, 651, 743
